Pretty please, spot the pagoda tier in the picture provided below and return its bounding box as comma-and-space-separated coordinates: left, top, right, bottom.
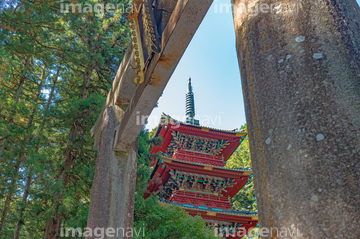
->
159, 198, 258, 239
145, 114, 257, 239
150, 114, 247, 165
144, 157, 252, 200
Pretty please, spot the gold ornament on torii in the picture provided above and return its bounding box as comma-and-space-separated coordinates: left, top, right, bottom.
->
128, 0, 161, 84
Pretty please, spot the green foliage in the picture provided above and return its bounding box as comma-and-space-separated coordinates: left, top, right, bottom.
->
226, 125, 257, 212
134, 198, 216, 239
0, 0, 130, 237
226, 124, 260, 239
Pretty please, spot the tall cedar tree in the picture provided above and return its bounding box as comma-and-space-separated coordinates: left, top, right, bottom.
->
0, 0, 129, 238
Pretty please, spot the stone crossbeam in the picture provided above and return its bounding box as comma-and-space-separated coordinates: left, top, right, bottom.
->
91, 0, 213, 152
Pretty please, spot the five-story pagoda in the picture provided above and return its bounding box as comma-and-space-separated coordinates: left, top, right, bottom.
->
144, 78, 258, 238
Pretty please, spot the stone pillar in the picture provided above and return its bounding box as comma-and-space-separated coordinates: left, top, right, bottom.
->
86, 105, 138, 239
232, 0, 360, 238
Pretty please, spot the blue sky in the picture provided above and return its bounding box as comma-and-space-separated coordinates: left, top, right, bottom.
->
146, 0, 360, 130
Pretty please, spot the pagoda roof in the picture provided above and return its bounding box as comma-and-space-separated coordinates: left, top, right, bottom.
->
144, 156, 252, 199
154, 113, 247, 136
158, 113, 247, 135
159, 198, 258, 221
150, 155, 252, 180
152, 155, 252, 174
150, 114, 247, 161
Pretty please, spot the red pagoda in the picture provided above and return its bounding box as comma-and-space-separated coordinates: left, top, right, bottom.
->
144, 78, 258, 238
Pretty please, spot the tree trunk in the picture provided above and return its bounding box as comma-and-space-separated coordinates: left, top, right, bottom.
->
44, 64, 94, 239
13, 65, 60, 239
0, 154, 25, 235
0, 64, 46, 236
0, 58, 30, 161
13, 170, 32, 239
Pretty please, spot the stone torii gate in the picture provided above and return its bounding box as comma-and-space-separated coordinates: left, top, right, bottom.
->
87, 0, 360, 238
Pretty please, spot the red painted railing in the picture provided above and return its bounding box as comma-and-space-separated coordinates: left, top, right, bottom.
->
169, 190, 232, 209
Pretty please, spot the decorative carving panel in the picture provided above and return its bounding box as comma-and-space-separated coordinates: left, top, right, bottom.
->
165, 131, 229, 156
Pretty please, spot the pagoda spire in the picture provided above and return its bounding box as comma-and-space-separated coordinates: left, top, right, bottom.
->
186, 77, 199, 125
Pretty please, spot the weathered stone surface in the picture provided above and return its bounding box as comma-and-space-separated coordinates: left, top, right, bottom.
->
232, 0, 360, 238
86, 106, 138, 239
157, 0, 178, 11
92, 0, 214, 152
113, 0, 213, 151
155, 0, 178, 32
